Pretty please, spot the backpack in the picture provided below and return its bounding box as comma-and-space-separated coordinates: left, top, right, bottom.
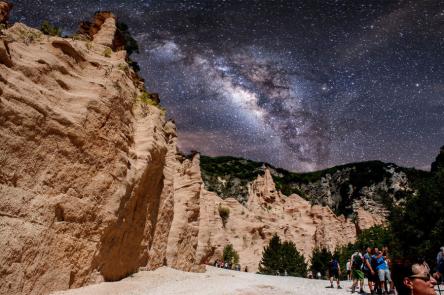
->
352, 254, 363, 269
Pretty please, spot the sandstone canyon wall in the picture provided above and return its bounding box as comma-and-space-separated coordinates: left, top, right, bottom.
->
0, 8, 385, 295
0, 11, 196, 295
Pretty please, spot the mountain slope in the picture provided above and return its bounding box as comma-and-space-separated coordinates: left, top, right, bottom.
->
200, 155, 430, 216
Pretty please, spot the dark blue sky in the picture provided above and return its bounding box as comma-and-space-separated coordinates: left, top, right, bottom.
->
11, 0, 444, 171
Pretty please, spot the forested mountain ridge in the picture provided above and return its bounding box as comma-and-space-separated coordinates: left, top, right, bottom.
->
200, 154, 431, 216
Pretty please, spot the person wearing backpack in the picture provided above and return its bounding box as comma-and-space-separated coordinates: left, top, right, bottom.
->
327, 257, 342, 289
351, 251, 365, 293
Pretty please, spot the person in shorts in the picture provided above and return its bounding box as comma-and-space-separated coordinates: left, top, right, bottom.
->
327, 257, 342, 289
363, 246, 376, 294
373, 249, 393, 294
346, 258, 352, 280
351, 251, 365, 293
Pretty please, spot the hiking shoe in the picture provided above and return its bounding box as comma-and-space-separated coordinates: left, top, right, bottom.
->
359, 289, 365, 293
337, 286, 342, 289
325, 285, 334, 288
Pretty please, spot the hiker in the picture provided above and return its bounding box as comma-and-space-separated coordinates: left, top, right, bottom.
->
327, 257, 342, 289
383, 247, 395, 294
346, 258, 352, 280
363, 246, 376, 294
392, 258, 437, 295
350, 251, 365, 293
372, 248, 393, 294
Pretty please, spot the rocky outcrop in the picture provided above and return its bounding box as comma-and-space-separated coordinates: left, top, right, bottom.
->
78, 12, 125, 51
0, 1, 12, 24
200, 156, 418, 217
194, 168, 383, 273
0, 15, 189, 294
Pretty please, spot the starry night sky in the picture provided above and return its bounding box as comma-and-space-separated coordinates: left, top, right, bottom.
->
11, 0, 444, 172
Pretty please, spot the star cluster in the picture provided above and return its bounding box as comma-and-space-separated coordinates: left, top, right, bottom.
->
12, 0, 444, 171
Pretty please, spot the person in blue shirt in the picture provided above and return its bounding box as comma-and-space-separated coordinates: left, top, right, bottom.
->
372, 249, 393, 294
363, 247, 376, 294
327, 257, 342, 289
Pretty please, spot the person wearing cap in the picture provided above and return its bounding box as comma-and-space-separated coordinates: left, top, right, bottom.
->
392, 258, 437, 295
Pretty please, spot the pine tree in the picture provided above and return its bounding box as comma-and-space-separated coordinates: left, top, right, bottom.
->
223, 244, 239, 265
259, 234, 282, 275
259, 234, 307, 277
310, 247, 333, 277
281, 241, 308, 277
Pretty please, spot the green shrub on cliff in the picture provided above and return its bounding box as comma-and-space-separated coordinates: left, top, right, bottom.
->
218, 205, 230, 227
223, 244, 239, 265
40, 20, 61, 36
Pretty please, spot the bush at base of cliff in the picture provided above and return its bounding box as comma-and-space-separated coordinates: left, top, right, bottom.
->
310, 247, 333, 278
223, 244, 239, 265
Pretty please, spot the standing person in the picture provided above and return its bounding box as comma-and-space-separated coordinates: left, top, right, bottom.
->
383, 247, 395, 294
392, 258, 437, 295
373, 249, 392, 294
347, 258, 352, 280
363, 246, 376, 294
326, 257, 342, 289
351, 251, 365, 293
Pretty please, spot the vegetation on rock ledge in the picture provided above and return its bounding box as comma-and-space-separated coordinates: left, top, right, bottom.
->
218, 205, 230, 227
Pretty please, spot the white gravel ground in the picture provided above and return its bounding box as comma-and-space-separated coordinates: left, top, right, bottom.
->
52, 266, 369, 295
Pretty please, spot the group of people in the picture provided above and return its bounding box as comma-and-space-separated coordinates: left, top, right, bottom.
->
213, 259, 243, 271
327, 246, 444, 295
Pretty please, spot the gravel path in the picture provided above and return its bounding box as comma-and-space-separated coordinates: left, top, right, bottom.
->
52, 266, 368, 295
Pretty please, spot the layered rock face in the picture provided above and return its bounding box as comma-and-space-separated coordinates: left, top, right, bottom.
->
195, 168, 384, 273
200, 155, 416, 217
0, 14, 197, 294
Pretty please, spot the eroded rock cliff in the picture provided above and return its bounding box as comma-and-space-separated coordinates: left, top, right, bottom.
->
0, 12, 195, 294
194, 166, 384, 273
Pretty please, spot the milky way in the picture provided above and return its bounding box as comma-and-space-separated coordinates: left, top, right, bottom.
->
12, 0, 444, 171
